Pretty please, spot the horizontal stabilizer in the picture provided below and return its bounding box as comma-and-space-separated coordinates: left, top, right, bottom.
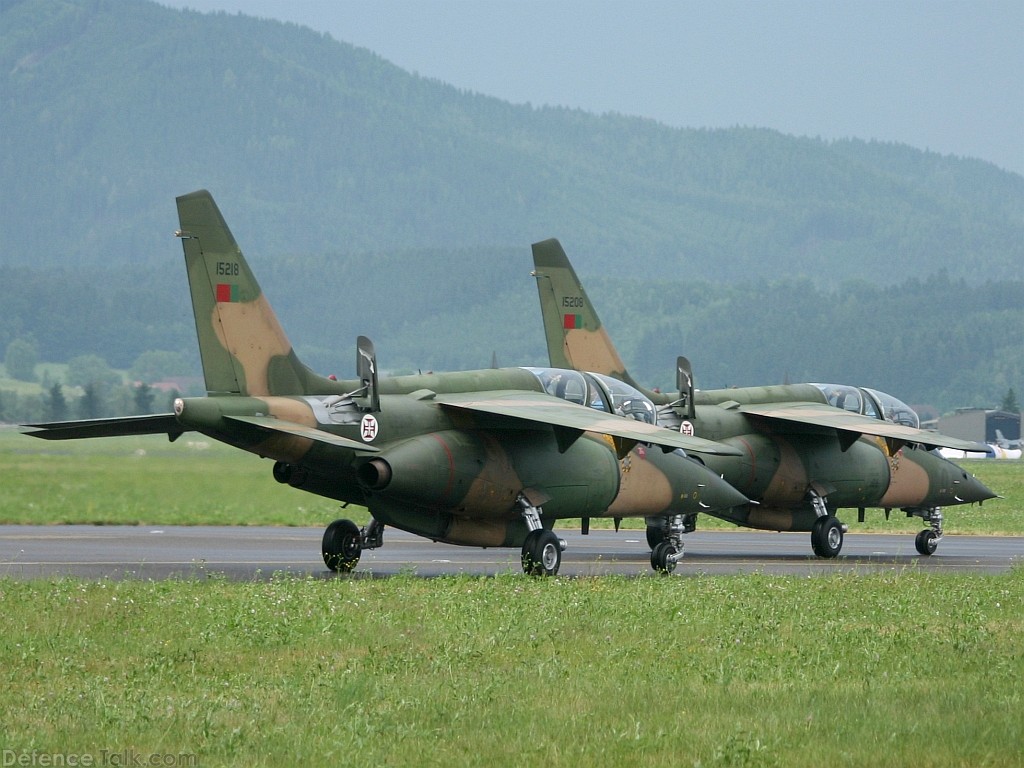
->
22, 414, 186, 441
436, 391, 742, 456
225, 415, 381, 453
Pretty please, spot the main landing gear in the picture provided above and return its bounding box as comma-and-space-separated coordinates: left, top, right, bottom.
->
518, 493, 565, 576
907, 506, 943, 556
323, 497, 568, 576
647, 514, 696, 573
322, 517, 384, 573
811, 515, 845, 558
809, 490, 846, 558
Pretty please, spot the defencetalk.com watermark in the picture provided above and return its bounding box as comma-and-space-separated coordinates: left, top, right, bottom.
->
2, 751, 198, 767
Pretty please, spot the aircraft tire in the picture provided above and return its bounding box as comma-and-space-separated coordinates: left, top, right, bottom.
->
646, 523, 666, 550
915, 529, 938, 556
322, 518, 362, 572
811, 516, 843, 558
650, 541, 678, 574
521, 530, 561, 576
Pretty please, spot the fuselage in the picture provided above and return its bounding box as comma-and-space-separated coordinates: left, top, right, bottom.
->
652, 382, 994, 531
172, 366, 747, 547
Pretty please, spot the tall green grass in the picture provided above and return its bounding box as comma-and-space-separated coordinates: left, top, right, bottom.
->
1, 571, 1021, 767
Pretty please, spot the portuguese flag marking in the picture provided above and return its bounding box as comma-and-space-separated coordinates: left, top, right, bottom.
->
216, 283, 239, 303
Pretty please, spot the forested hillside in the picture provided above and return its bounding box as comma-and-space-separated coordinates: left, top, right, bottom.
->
2, 250, 1021, 416
1, 0, 1022, 417
3, 0, 1021, 281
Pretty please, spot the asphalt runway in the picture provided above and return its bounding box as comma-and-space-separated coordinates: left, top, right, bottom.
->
1, 525, 1021, 580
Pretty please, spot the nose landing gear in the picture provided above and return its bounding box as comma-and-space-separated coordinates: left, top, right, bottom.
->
649, 513, 694, 573
908, 507, 943, 556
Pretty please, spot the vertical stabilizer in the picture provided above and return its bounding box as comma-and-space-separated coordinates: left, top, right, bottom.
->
531, 238, 640, 388
676, 356, 696, 420
356, 335, 381, 412
175, 190, 316, 396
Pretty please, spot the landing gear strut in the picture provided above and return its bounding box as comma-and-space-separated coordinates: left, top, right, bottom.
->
649, 514, 692, 573
908, 507, 943, 556
646, 514, 695, 551
322, 517, 385, 572
518, 493, 564, 576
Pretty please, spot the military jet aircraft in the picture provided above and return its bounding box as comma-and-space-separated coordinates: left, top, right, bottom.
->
531, 238, 996, 567
21, 191, 748, 576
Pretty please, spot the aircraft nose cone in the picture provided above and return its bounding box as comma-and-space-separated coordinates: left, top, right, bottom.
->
954, 470, 998, 504
696, 468, 749, 513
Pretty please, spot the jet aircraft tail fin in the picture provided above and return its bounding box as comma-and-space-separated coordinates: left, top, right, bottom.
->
531, 238, 642, 389
175, 190, 324, 397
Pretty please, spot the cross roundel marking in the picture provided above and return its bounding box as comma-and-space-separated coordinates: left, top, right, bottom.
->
360, 414, 379, 442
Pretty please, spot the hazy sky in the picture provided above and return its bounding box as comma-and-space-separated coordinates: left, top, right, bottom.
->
159, 0, 1024, 175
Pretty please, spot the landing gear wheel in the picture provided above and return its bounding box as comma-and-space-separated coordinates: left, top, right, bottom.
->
646, 524, 666, 550
322, 518, 362, 572
811, 515, 844, 558
650, 541, 678, 574
915, 528, 938, 556
521, 529, 561, 576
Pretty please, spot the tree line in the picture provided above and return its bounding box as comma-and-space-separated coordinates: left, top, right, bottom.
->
2, 257, 1021, 419
0, 379, 185, 425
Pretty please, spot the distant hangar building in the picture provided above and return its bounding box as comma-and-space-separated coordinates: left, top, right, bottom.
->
937, 408, 1021, 446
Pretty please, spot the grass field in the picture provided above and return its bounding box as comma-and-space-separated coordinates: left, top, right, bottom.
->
2, 426, 1023, 766
1, 571, 1022, 767
0, 427, 348, 527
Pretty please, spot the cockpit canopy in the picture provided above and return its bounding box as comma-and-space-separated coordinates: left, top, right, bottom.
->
524, 367, 657, 425
811, 383, 920, 428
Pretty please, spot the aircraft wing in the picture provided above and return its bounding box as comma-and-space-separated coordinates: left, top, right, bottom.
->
737, 402, 989, 452
224, 415, 380, 453
21, 414, 187, 441
436, 391, 742, 456
22, 413, 380, 454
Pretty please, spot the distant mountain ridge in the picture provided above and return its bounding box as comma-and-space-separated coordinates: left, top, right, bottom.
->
1, 0, 1022, 415
2, 0, 1021, 286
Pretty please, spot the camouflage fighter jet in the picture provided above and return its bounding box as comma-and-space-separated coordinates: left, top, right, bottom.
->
531, 238, 996, 567
21, 191, 748, 576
